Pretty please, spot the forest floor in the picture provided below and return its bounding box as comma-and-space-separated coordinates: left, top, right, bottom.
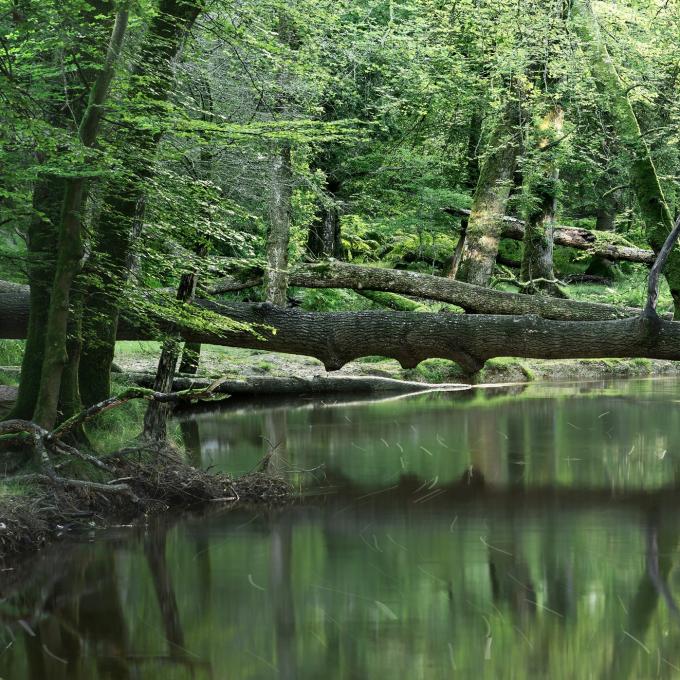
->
3, 345, 680, 409
114, 342, 680, 386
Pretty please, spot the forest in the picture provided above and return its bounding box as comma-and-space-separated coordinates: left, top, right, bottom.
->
2, 0, 680, 677
0, 0, 677, 509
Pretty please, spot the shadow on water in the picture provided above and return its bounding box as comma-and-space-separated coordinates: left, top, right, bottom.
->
4, 378, 680, 678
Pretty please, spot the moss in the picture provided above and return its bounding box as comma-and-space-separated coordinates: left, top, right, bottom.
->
412, 359, 465, 383
629, 358, 652, 369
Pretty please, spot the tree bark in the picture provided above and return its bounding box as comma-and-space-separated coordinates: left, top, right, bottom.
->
456, 96, 521, 286
4, 280, 680, 372
573, 0, 680, 315
447, 207, 655, 264
127, 302, 680, 371
520, 107, 565, 296
264, 144, 293, 306
79, 0, 203, 407
209, 261, 648, 321
33, 8, 129, 429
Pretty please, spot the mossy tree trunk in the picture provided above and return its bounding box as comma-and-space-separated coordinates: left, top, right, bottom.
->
264, 143, 293, 306
79, 0, 204, 407
11, 180, 60, 420
520, 106, 565, 296
573, 0, 680, 315
33, 8, 129, 430
143, 271, 200, 441
10, 0, 113, 421
585, 186, 621, 278
456, 96, 521, 287
307, 175, 343, 259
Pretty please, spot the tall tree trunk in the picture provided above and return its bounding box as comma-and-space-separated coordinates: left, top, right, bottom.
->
263, 143, 292, 306
446, 112, 482, 279
9, 1, 113, 420
585, 190, 620, 277
520, 106, 565, 296
79, 0, 203, 407
10, 181, 60, 419
307, 177, 343, 259
456, 96, 521, 286
33, 8, 128, 429
573, 0, 680, 315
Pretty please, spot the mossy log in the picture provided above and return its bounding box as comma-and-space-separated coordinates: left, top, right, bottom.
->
446, 207, 655, 265
209, 261, 649, 321
3, 279, 680, 373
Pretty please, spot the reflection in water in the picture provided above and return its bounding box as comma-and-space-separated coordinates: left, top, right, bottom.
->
3, 497, 680, 679
188, 378, 680, 492
3, 378, 680, 678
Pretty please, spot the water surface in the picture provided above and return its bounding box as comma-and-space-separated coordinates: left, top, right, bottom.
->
3, 378, 680, 679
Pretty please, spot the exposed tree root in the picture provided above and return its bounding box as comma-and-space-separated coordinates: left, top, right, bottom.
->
0, 383, 292, 557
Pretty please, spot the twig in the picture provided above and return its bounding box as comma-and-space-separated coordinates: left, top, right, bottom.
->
50, 380, 228, 441
9, 474, 139, 502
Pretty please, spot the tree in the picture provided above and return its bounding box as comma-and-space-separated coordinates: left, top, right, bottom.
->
572, 0, 680, 315
456, 93, 521, 286
33, 5, 129, 429
78, 0, 204, 407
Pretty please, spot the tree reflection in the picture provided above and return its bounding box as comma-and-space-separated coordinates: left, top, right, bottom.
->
604, 512, 680, 680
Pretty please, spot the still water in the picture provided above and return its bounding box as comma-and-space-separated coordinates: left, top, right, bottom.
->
3, 378, 680, 679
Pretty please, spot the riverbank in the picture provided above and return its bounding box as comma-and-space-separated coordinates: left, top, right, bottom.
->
117, 348, 680, 391
3, 347, 680, 411
110, 343, 680, 384
0, 443, 291, 558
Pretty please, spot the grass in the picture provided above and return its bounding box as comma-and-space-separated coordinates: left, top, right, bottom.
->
0, 340, 23, 366
0, 368, 19, 387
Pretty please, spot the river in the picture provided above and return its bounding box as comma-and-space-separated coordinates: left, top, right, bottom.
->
2, 377, 680, 679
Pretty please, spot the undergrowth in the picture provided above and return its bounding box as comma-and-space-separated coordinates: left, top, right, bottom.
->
0, 340, 23, 366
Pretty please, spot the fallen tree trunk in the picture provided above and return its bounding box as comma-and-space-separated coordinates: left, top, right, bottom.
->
2, 279, 680, 373
126, 372, 469, 395
136, 301, 680, 372
446, 207, 655, 265
209, 261, 646, 321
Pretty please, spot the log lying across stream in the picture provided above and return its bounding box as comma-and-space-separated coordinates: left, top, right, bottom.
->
445, 207, 656, 265
1, 273, 679, 373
